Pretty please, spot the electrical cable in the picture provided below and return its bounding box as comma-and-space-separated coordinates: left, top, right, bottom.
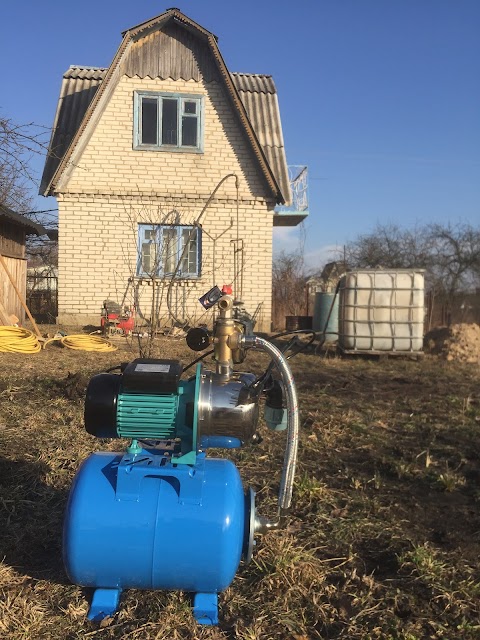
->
182, 349, 214, 373
253, 336, 297, 392
251, 330, 316, 392
0, 326, 42, 353
166, 173, 239, 325
267, 329, 317, 358
182, 330, 314, 379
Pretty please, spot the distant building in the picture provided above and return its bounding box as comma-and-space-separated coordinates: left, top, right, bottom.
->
306, 261, 347, 315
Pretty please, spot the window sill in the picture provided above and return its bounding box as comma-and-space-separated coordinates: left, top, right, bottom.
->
133, 275, 201, 282
133, 144, 204, 154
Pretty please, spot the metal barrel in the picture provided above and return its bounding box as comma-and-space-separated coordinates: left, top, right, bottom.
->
285, 315, 312, 331
313, 292, 339, 343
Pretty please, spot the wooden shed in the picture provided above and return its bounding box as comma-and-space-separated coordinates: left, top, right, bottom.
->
0, 204, 48, 323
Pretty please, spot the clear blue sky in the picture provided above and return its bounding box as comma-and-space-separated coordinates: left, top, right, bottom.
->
1, 0, 479, 270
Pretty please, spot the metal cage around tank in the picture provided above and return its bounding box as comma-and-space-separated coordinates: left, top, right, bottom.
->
338, 269, 425, 354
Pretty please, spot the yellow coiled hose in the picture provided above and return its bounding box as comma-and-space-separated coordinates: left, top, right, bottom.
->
0, 327, 117, 353
44, 334, 118, 352
0, 326, 42, 353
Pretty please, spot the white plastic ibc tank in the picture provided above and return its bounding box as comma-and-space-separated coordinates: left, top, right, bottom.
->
338, 269, 425, 352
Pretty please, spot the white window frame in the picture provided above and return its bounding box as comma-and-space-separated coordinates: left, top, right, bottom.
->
134, 92, 204, 152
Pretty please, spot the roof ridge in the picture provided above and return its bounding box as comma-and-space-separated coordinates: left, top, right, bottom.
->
68, 65, 107, 71
231, 72, 272, 78
123, 8, 217, 41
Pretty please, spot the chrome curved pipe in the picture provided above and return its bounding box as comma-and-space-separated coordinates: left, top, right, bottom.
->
241, 334, 299, 527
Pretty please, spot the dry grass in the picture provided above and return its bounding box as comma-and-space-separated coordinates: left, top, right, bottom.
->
1, 331, 480, 639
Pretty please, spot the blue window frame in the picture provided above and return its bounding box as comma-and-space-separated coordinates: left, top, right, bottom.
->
134, 92, 203, 152
137, 224, 201, 278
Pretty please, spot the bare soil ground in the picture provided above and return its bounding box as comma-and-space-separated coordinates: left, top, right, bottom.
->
1, 329, 479, 639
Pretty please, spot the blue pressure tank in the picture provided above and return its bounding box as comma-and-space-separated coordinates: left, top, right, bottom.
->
65, 355, 263, 625
63, 449, 250, 624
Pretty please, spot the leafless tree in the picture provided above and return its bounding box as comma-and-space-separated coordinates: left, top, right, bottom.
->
272, 249, 307, 328
0, 114, 48, 212
119, 199, 235, 357
427, 223, 480, 297
1, 113, 57, 268
343, 223, 431, 270
343, 221, 480, 324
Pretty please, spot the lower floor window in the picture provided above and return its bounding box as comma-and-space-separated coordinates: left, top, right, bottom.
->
137, 224, 201, 277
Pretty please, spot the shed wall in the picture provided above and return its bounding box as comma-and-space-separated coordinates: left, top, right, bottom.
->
0, 221, 26, 259
0, 256, 26, 322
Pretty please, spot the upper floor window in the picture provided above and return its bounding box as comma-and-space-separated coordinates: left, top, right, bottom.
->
134, 92, 203, 152
137, 223, 201, 278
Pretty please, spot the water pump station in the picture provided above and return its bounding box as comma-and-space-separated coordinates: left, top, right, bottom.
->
63, 290, 300, 625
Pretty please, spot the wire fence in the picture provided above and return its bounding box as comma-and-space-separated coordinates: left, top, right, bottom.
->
273, 286, 480, 333
27, 270, 58, 323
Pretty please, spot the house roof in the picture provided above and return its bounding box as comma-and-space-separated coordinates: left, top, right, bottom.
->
0, 204, 49, 236
231, 73, 290, 207
40, 66, 105, 197
40, 8, 290, 204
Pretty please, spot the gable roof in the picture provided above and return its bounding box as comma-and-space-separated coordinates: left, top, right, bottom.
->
40, 8, 290, 204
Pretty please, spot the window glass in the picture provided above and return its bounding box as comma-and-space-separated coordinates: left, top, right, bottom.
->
163, 227, 179, 274
184, 101, 197, 115
181, 228, 197, 273
182, 116, 197, 147
141, 228, 158, 274
141, 98, 157, 145
162, 99, 178, 145
138, 224, 200, 277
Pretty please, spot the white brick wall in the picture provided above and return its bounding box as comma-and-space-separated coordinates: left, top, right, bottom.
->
56, 76, 274, 331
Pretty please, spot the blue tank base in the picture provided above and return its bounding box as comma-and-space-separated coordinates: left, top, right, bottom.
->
87, 588, 122, 621
193, 592, 218, 625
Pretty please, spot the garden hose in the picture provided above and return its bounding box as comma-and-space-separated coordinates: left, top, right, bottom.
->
0, 326, 42, 353
44, 334, 117, 352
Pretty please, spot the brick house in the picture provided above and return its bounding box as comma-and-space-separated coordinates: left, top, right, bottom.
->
40, 8, 306, 331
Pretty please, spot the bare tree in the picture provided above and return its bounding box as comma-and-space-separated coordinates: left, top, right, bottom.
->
344, 223, 431, 270
1, 113, 57, 268
343, 221, 480, 324
0, 114, 48, 212
427, 223, 480, 296
117, 197, 235, 357
344, 222, 480, 288
272, 249, 307, 328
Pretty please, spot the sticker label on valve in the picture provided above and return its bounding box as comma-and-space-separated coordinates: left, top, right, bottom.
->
135, 364, 170, 373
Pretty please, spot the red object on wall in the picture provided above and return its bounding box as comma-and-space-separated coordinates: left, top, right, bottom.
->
221, 284, 233, 295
